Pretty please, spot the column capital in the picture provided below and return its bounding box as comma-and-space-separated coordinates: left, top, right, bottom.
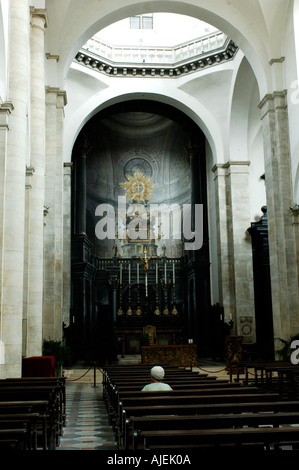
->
0, 102, 14, 130
45, 87, 67, 108
30, 7, 48, 28
64, 162, 73, 176
212, 161, 250, 175
258, 90, 288, 119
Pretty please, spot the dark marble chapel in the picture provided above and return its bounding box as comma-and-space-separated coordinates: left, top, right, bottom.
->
68, 100, 273, 366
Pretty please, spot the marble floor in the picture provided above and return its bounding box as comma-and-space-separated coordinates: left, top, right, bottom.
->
57, 382, 117, 451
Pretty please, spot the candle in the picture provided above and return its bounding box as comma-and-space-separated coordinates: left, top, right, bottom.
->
137, 263, 139, 284
156, 262, 158, 284
173, 261, 175, 284
128, 262, 131, 284
120, 263, 122, 284
145, 273, 148, 297
164, 263, 166, 282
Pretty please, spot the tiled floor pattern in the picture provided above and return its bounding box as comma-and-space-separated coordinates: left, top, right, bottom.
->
57, 382, 117, 450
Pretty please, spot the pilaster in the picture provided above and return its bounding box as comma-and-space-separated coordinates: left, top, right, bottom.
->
44, 87, 67, 342
258, 90, 299, 340
0, 0, 30, 378
25, 6, 48, 357
212, 161, 256, 343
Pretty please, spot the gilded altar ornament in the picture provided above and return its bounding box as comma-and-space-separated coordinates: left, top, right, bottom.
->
154, 306, 161, 316
119, 169, 157, 203
117, 305, 124, 316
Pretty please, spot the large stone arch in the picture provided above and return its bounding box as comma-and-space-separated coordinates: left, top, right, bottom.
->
63, 86, 224, 167
46, 0, 272, 97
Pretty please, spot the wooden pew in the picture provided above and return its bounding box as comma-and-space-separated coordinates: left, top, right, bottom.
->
0, 401, 49, 450
264, 366, 299, 398
0, 378, 66, 427
120, 399, 299, 449
104, 377, 226, 411
0, 427, 29, 450
130, 411, 299, 450
105, 380, 237, 422
0, 385, 61, 451
230, 360, 291, 386
110, 386, 260, 425
117, 392, 280, 446
139, 426, 299, 450
0, 413, 40, 450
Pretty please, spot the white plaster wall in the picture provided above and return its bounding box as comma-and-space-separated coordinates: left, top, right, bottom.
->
95, 13, 218, 47
229, 55, 266, 222
64, 61, 229, 164
0, 0, 8, 102
284, 0, 299, 202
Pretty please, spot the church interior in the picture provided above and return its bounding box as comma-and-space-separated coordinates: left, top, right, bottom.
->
1, 0, 299, 453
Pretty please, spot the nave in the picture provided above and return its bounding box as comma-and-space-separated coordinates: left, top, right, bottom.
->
2, 357, 299, 452
57, 382, 117, 451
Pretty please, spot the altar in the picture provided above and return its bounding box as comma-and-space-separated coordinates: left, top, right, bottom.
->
140, 344, 197, 367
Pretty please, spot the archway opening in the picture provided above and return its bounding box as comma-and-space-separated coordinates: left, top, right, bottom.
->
68, 99, 219, 365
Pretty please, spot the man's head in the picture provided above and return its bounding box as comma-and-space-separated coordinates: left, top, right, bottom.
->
150, 366, 165, 382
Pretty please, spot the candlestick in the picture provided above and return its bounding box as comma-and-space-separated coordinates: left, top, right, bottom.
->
117, 280, 124, 316
164, 262, 166, 282
137, 263, 139, 284
136, 283, 142, 316
154, 281, 161, 316
120, 263, 122, 284
128, 262, 131, 285
126, 283, 132, 316
156, 262, 158, 284
172, 261, 175, 284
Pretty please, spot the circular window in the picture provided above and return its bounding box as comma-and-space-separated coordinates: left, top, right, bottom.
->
124, 158, 152, 180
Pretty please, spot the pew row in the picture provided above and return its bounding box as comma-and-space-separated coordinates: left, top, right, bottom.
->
0, 377, 66, 450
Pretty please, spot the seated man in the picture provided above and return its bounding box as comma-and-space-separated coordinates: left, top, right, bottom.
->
141, 366, 173, 391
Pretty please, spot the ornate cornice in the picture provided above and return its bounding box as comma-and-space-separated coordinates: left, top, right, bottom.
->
74, 39, 238, 79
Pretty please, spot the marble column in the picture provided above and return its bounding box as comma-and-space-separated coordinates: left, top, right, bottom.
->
0, 102, 14, 366
23, 166, 35, 357
0, 103, 14, 302
212, 164, 236, 327
25, 7, 48, 357
291, 207, 299, 291
259, 91, 299, 340
225, 161, 256, 343
212, 161, 256, 342
0, 0, 30, 378
44, 87, 67, 342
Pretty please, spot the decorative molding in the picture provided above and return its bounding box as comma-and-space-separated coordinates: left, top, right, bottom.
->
46, 53, 60, 62
269, 57, 285, 65
74, 39, 238, 79
212, 161, 250, 173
